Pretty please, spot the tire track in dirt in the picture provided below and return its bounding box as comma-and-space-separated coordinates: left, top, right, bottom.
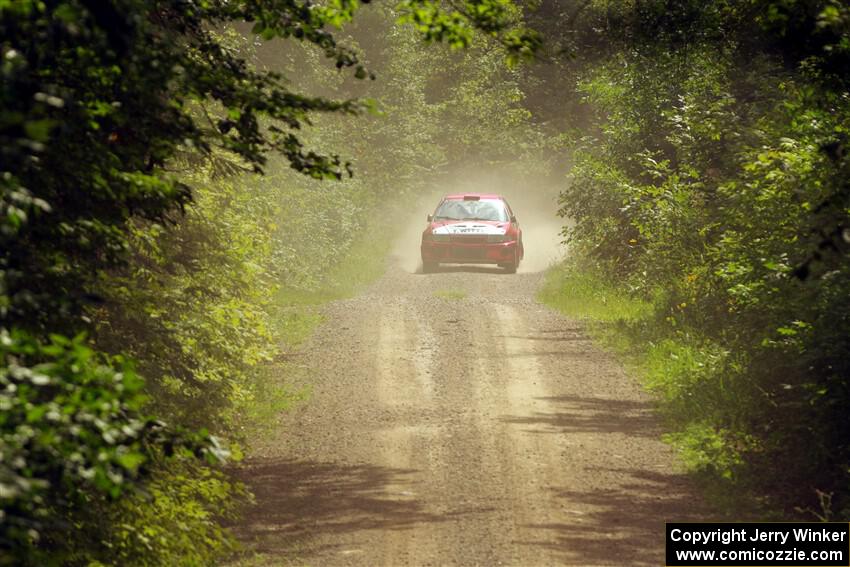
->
493, 303, 566, 564
375, 300, 441, 567
234, 263, 710, 566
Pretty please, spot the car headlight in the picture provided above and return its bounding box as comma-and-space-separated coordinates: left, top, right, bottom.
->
487, 234, 510, 243
426, 234, 450, 242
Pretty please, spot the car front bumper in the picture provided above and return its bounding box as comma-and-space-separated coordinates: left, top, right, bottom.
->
421, 240, 518, 264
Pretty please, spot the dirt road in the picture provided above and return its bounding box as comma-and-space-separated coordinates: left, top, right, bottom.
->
236, 254, 708, 566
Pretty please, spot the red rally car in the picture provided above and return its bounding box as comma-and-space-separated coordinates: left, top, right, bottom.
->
420, 193, 524, 273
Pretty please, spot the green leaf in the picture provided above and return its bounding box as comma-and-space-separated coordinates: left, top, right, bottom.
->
116, 452, 146, 472
24, 119, 56, 142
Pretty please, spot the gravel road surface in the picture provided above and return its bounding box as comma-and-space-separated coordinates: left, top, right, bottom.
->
235, 258, 707, 566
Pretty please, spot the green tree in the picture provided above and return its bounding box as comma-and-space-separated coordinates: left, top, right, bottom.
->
544, 0, 850, 516
0, 0, 540, 563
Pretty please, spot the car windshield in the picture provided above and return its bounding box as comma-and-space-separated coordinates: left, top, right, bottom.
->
432, 199, 508, 222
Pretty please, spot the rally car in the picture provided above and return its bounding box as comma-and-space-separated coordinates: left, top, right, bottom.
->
420, 193, 524, 273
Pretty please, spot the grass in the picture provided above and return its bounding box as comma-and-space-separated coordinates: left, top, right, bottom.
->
538, 261, 652, 323
433, 288, 467, 300
272, 210, 401, 345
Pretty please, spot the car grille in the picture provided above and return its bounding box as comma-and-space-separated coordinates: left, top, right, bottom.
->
450, 247, 487, 259
450, 235, 488, 244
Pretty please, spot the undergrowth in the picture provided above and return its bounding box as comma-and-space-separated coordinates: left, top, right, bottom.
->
272, 206, 403, 345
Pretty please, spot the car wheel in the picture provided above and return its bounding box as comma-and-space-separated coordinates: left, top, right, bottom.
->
422, 261, 438, 274
503, 251, 518, 274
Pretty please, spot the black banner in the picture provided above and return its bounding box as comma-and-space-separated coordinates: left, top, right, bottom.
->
666, 523, 850, 566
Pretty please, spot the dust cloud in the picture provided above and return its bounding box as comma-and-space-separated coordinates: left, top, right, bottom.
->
390, 167, 567, 274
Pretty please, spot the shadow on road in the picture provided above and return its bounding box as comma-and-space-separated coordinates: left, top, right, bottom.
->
515, 468, 707, 566
500, 395, 663, 438
232, 458, 448, 556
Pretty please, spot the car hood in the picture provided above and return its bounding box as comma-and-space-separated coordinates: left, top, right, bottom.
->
431, 220, 508, 235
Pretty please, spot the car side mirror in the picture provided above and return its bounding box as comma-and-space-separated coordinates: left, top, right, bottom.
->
510, 215, 517, 224
427, 214, 433, 222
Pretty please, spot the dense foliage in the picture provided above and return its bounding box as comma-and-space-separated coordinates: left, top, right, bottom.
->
544, 0, 850, 517
0, 0, 540, 563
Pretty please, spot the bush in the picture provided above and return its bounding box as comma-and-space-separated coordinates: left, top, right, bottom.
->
549, 1, 850, 516
0, 331, 226, 565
